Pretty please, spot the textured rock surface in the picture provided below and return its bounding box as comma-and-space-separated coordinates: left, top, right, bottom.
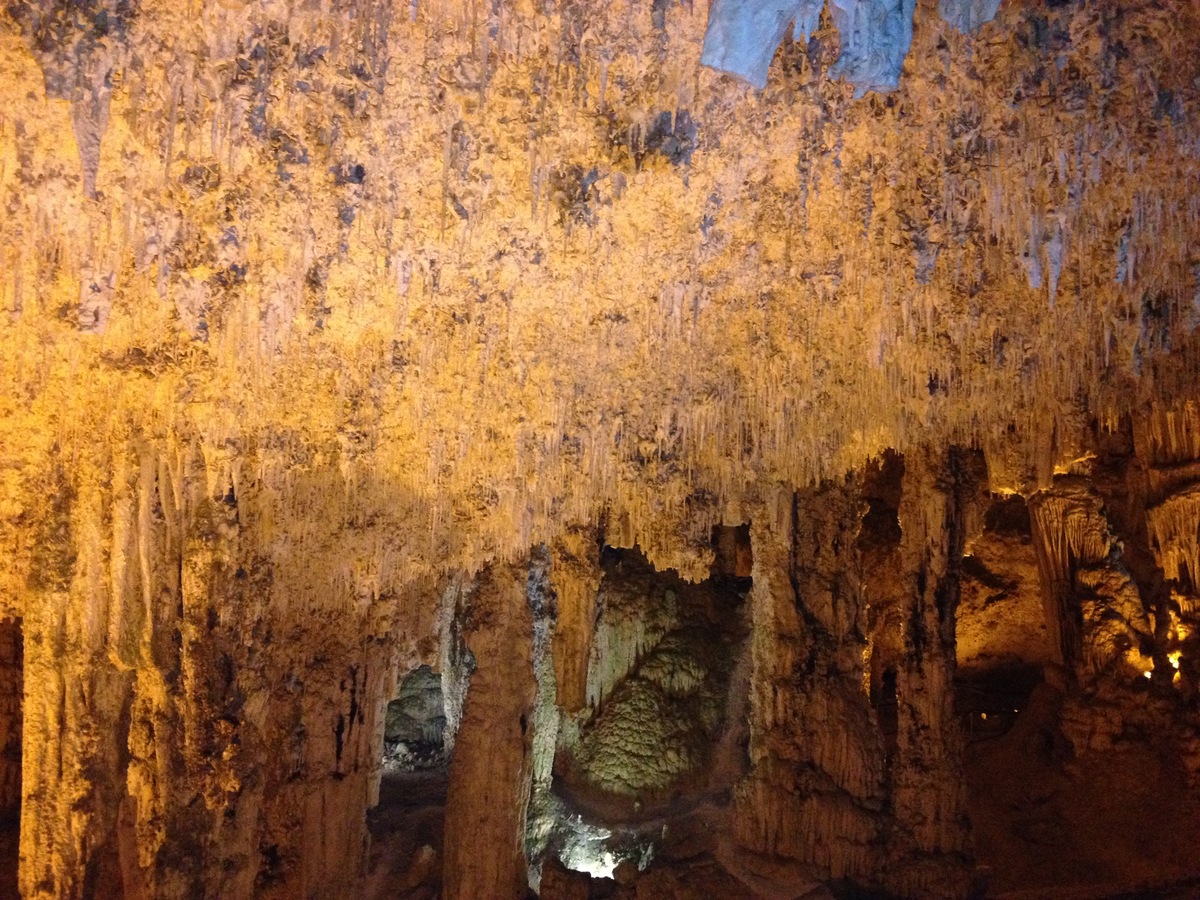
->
563, 549, 746, 802
733, 452, 977, 897
700, 0, 813, 90
0, 0, 1199, 897
384, 666, 445, 750
550, 532, 602, 716
3, 0, 1198, 604
827, 0, 916, 97
957, 495, 1053, 673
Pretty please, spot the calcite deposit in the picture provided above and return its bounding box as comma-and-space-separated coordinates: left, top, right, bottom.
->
2, 0, 1200, 897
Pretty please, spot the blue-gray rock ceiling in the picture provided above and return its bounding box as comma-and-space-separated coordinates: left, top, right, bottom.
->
702, 0, 1001, 92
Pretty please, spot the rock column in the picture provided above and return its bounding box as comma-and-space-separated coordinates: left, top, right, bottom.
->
443, 559, 538, 900
735, 480, 883, 881
887, 449, 974, 895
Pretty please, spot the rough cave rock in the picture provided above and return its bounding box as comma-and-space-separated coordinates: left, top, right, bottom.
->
2, 0, 1200, 898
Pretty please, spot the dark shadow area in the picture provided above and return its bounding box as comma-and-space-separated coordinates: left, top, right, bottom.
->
963, 679, 1200, 898
364, 768, 448, 900
874, 667, 899, 764
956, 663, 1044, 744
983, 494, 1033, 539
0, 619, 20, 900
955, 488, 1200, 898
364, 665, 455, 900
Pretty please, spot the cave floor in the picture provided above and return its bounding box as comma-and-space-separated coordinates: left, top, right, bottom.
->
991, 882, 1200, 900
2, 753, 1196, 900
362, 734, 1200, 900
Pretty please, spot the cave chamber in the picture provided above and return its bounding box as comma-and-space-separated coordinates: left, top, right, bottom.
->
3, 0, 1200, 897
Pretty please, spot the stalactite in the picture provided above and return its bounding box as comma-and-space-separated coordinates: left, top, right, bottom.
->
1, 0, 1199, 895
550, 529, 601, 714
1148, 486, 1200, 591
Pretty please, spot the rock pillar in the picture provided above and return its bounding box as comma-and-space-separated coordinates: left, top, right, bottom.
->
443, 559, 538, 900
735, 480, 883, 880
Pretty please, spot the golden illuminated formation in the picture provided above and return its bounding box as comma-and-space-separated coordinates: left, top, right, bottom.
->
0, 0, 1199, 898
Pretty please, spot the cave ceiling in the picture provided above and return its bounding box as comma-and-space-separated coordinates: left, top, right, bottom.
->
1, 0, 1199, 590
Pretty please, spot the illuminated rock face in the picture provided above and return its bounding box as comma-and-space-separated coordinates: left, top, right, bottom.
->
1, 0, 1200, 897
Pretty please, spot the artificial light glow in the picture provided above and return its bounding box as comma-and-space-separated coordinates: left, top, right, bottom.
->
1052, 452, 1097, 476
562, 845, 620, 879
557, 814, 655, 881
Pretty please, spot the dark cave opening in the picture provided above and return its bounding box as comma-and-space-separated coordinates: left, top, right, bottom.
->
955, 662, 1044, 743
365, 664, 458, 900
874, 667, 899, 765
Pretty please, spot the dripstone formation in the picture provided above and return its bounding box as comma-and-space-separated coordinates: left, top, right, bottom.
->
1, 0, 1200, 898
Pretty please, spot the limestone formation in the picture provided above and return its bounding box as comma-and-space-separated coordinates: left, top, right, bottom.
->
1, 0, 1200, 898
442, 562, 538, 900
